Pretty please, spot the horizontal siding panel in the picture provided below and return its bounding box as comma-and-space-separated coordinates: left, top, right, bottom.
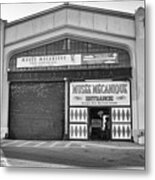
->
5, 8, 135, 45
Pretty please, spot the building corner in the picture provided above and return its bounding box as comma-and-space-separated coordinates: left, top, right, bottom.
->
134, 7, 145, 144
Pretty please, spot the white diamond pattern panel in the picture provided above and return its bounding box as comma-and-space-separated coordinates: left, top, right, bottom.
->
69, 124, 88, 139
112, 124, 131, 139
70, 108, 88, 123
111, 108, 131, 122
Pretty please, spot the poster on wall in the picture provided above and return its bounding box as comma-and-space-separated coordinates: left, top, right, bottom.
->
70, 81, 130, 106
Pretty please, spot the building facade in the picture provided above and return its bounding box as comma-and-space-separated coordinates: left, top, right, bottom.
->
0, 4, 145, 143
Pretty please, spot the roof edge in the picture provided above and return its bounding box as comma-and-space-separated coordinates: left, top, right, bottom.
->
6, 3, 135, 28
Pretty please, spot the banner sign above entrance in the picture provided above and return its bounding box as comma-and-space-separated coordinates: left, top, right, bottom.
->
82, 53, 118, 64
16, 53, 119, 68
70, 81, 130, 106
17, 54, 81, 68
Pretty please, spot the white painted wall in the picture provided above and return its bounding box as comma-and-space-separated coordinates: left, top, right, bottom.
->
0, 20, 7, 139
2, 26, 137, 140
135, 8, 145, 143
1, 6, 145, 143
5, 8, 135, 45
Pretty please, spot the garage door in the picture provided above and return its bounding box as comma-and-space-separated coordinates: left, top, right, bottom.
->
9, 82, 64, 140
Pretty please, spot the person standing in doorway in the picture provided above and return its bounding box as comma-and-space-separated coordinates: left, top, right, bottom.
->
105, 117, 111, 140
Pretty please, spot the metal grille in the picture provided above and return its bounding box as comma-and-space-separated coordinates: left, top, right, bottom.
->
9, 38, 130, 71
111, 107, 132, 140
69, 107, 88, 140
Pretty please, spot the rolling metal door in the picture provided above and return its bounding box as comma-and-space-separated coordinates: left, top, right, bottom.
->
9, 82, 64, 140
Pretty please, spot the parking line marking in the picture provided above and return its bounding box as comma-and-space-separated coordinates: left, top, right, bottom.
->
0, 149, 10, 166
81, 144, 86, 148
64, 142, 72, 148
16, 141, 31, 147
33, 142, 46, 147
49, 141, 60, 148
84, 143, 144, 150
2, 140, 19, 147
120, 166, 144, 170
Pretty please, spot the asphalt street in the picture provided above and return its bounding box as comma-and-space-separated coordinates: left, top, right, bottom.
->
1, 140, 145, 169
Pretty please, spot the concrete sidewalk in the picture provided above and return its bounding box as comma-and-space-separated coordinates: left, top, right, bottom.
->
74, 141, 145, 149
1, 140, 145, 169
1, 139, 144, 149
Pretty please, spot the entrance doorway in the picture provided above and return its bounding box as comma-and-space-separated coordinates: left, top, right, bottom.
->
89, 107, 111, 140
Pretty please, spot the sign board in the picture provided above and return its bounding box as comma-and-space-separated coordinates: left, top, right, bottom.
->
70, 81, 130, 106
17, 54, 81, 68
91, 119, 102, 127
16, 53, 119, 68
82, 53, 118, 64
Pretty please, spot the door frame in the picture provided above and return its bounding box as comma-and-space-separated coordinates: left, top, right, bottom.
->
88, 106, 112, 140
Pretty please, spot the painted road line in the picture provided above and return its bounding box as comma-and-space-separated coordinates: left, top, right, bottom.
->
81, 144, 86, 148
1, 157, 9, 167
0, 149, 10, 166
5, 157, 78, 168
66, 142, 85, 149
119, 166, 145, 170
2, 140, 19, 147
49, 141, 60, 148
84, 143, 144, 150
64, 142, 72, 148
16, 141, 31, 147
69, 141, 86, 148
33, 142, 46, 147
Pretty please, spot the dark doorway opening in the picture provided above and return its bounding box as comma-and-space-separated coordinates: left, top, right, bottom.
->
89, 107, 111, 140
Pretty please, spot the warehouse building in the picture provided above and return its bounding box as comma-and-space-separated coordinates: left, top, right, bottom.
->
0, 3, 145, 143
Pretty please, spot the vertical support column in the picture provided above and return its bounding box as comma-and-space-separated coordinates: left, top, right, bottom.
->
64, 77, 69, 139
0, 20, 7, 139
135, 7, 145, 144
